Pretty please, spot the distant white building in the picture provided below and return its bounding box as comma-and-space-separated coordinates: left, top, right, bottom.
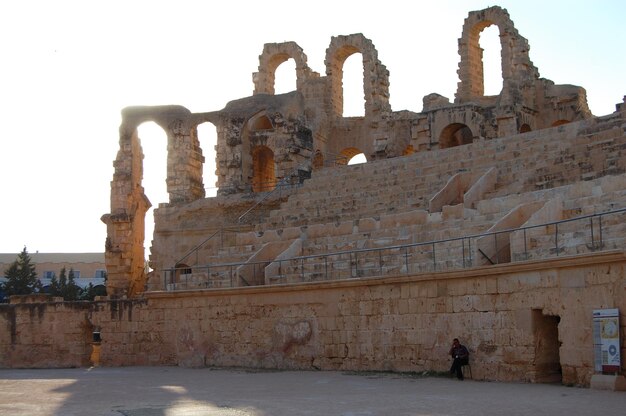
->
0, 252, 106, 291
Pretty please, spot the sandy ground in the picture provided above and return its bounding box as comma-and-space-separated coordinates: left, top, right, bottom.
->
0, 367, 625, 416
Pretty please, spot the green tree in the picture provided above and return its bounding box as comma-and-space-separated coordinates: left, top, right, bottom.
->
80, 282, 107, 301
49, 267, 82, 301
1, 247, 42, 297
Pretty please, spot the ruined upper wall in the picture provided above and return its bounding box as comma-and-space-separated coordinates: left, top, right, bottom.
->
455, 6, 539, 105
104, 5, 604, 297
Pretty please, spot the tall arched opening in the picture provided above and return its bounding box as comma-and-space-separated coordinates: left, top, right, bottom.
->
439, 123, 474, 149
479, 25, 503, 96
342, 53, 365, 117
137, 122, 168, 265
196, 122, 218, 197
274, 58, 297, 94
252, 145, 276, 192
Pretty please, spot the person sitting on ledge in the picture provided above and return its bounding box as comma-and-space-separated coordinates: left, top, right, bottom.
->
449, 338, 470, 380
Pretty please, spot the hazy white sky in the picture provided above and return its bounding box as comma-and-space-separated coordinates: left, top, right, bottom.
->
0, 0, 624, 255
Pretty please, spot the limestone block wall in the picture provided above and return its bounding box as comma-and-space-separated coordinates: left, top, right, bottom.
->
1, 254, 624, 387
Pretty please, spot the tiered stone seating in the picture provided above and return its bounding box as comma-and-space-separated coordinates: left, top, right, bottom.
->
175, 114, 626, 288
261, 115, 626, 232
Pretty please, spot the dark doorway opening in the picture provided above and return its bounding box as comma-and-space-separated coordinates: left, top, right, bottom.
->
532, 309, 562, 383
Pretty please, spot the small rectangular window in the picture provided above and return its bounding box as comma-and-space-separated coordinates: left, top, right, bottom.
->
43, 271, 55, 279
94, 269, 106, 279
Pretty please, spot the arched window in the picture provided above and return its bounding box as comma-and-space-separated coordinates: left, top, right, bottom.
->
249, 115, 273, 131
342, 53, 365, 117
252, 145, 276, 192
137, 122, 168, 261
479, 25, 503, 96
440, 123, 474, 149
274, 58, 297, 94
196, 122, 218, 197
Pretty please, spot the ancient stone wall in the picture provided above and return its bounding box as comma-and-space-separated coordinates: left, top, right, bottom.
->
104, 5, 598, 297
1, 253, 624, 386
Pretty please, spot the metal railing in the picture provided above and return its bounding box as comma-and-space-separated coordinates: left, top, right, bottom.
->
161, 207, 626, 291
171, 171, 308, 271
237, 176, 302, 224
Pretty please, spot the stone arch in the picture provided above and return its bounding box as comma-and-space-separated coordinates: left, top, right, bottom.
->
325, 33, 391, 118
439, 123, 474, 149
102, 105, 200, 298
253, 41, 314, 95
249, 114, 274, 131
252, 145, 276, 192
337, 147, 366, 165
455, 6, 539, 104
520, 123, 532, 133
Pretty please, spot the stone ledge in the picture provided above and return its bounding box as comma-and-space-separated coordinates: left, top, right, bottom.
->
145, 250, 626, 300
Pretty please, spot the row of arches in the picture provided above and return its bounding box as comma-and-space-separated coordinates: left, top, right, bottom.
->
139, 114, 572, 217
269, 53, 367, 117
254, 34, 389, 119
438, 119, 570, 148
256, 15, 517, 116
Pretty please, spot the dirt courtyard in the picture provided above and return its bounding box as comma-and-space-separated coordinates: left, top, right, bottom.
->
0, 367, 625, 415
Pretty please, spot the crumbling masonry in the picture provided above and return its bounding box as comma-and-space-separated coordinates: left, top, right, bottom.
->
102, 6, 593, 296
4, 6, 622, 387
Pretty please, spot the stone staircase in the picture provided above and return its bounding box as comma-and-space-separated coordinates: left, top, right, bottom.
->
164, 114, 626, 289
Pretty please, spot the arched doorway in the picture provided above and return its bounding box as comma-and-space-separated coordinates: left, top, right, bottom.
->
439, 123, 474, 148
252, 145, 276, 192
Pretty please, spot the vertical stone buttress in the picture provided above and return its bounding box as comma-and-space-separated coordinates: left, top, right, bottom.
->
102, 106, 201, 297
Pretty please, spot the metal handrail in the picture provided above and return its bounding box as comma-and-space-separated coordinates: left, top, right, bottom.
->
162, 207, 626, 290
237, 177, 294, 224
172, 173, 305, 271
173, 228, 223, 267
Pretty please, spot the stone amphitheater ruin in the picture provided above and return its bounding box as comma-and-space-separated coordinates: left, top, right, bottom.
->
2, 6, 625, 387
